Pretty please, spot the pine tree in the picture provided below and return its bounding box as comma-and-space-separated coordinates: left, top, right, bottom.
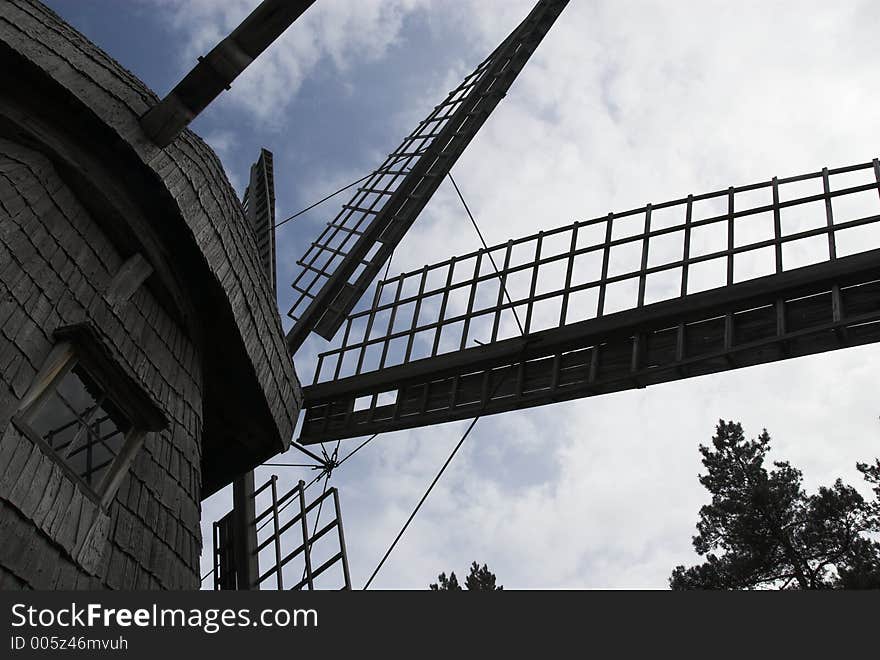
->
465, 562, 502, 590
670, 421, 880, 590
430, 562, 503, 590
430, 572, 462, 591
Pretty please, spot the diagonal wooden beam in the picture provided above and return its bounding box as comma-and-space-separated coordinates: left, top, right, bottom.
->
285, 0, 570, 353
140, 0, 317, 147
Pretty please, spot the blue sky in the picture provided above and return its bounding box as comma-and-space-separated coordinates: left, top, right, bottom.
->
42, 0, 477, 284
45, 0, 880, 589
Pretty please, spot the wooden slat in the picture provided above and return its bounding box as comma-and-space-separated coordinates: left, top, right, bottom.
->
301, 250, 880, 443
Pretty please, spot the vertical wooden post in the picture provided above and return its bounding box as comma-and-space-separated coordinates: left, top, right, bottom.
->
298, 480, 315, 590
726, 187, 735, 285
332, 488, 352, 590
232, 470, 259, 590
638, 205, 652, 307
681, 196, 694, 297
597, 214, 614, 317
772, 177, 783, 274
822, 168, 837, 260
270, 475, 284, 590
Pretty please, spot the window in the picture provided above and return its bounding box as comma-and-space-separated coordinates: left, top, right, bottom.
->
27, 363, 132, 491
13, 324, 166, 507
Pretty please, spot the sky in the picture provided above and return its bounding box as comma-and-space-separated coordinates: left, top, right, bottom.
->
45, 0, 880, 589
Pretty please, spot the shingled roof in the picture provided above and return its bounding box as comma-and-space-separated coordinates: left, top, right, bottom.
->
0, 0, 302, 496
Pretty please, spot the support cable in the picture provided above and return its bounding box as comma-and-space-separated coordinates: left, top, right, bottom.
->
362, 353, 518, 590
274, 154, 412, 229
309, 443, 338, 538
254, 470, 326, 535
266, 173, 513, 589
285, 169, 484, 479
300, 468, 333, 584
274, 174, 373, 229
322, 260, 394, 470
267, 173, 517, 588
337, 433, 379, 467
333, 174, 512, 478
447, 172, 525, 336
363, 416, 481, 589
262, 463, 323, 469
226, 173, 519, 590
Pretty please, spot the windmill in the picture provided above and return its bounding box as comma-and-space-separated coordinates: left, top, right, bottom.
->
210, 0, 880, 589
0, 0, 871, 593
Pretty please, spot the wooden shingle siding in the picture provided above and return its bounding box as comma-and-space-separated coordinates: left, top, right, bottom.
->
0, 0, 301, 452
0, 0, 305, 589
0, 141, 201, 589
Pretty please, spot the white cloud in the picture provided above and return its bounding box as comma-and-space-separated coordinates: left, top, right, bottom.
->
149, 0, 433, 125
195, 0, 880, 589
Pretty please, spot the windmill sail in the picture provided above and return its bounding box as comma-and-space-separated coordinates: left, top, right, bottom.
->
242, 148, 278, 296
285, 0, 569, 354
299, 158, 880, 443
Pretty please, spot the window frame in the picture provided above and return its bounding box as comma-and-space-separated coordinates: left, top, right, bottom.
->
12, 324, 167, 509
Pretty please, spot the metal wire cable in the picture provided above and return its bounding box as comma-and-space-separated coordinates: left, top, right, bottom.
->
274, 154, 413, 230
262, 463, 322, 469
210, 176, 514, 590
334, 174, 508, 476
255, 471, 326, 535
447, 172, 525, 336
363, 416, 481, 589
267, 173, 511, 589
322, 261, 394, 470
337, 433, 380, 467
300, 470, 332, 584
308, 442, 338, 541
361, 354, 518, 590
274, 174, 373, 229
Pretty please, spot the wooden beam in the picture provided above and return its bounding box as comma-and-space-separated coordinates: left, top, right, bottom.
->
140, 0, 317, 147
305, 248, 880, 403
299, 251, 880, 443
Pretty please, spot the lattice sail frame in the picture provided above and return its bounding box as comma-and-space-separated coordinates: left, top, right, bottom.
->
285, 0, 569, 353
242, 148, 277, 296
300, 159, 880, 443
252, 476, 350, 591
213, 475, 351, 590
